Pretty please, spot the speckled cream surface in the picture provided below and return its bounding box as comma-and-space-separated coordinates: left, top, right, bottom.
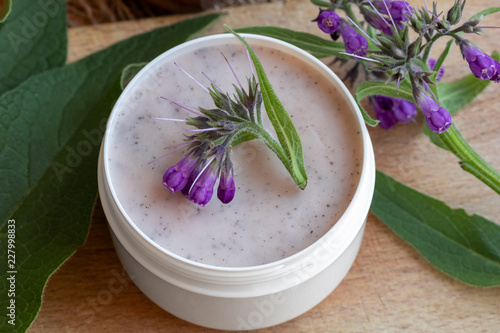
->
106, 40, 362, 267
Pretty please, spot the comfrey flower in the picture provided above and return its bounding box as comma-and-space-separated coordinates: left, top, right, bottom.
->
459, 40, 500, 81
371, 95, 417, 129
314, 10, 341, 34
416, 93, 452, 134
187, 162, 218, 207
374, 0, 412, 23
363, 10, 393, 35
162, 152, 198, 193
340, 21, 368, 57
217, 163, 235, 204
427, 58, 445, 82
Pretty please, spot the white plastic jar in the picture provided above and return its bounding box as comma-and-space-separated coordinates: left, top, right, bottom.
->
98, 33, 375, 330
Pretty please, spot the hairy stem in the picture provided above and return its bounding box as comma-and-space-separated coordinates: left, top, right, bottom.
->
440, 125, 500, 195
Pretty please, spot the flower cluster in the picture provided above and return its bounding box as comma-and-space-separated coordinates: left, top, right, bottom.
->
371, 95, 416, 129
163, 143, 235, 206
371, 58, 443, 129
314, 10, 368, 57
312, 0, 498, 135
159, 64, 263, 206
362, 0, 413, 35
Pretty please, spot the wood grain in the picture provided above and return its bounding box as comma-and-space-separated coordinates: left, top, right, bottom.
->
30, 0, 500, 332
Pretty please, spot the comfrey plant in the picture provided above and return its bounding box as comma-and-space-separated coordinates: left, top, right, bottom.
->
313, 0, 484, 133
157, 27, 307, 206
306, 0, 500, 195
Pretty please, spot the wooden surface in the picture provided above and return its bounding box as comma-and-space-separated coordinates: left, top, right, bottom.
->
30, 0, 500, 332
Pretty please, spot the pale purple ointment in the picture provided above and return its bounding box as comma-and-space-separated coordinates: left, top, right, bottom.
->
106, 43, 363, 267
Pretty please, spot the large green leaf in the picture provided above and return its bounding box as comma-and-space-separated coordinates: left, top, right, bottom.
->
0, 13, 222, 332
0, 0, 67, 96
235, 26, 345, 59
371, 170, 500, 287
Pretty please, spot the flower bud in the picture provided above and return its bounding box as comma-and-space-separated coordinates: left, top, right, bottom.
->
375, 0, 412, 23
427, 58, 445, 82
339, 21, 369, 56
446, 0, 464, 25
490, 62, 500, 83
460, 41, 498, 81
162, 153, 198, 193
315, 10, 341, 34
188, 166, 217, 207
416, 93, 452, 134
371, 95, 416, 129
391, 98, 417, 123
217, 166, 236, 204
363, 10, 393, 35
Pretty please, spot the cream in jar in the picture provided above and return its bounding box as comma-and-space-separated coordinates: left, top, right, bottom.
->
106, 41, 363, 267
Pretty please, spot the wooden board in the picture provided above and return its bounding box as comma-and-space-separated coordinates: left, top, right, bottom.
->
30, 0, 500, 332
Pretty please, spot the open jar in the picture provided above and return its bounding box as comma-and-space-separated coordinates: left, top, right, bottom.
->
98, 33, 375, 330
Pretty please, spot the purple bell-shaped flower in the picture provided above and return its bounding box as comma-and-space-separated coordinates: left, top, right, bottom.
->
417, 93, 452, 134
217, 164, 236, 204
162, 153, 198, 193
315, 10, 341, 34
460, 41, 498, 81
188, 165, 217, 207
339, 21, 369, 57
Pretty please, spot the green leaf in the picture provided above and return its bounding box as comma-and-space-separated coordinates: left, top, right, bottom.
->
438, 73, 493, 115
120, 62, 148, 90
0, 13, 222, 332
371, 170, 500, 287
353, 80, 414, 127
226, 25, 308, 189
468, 7, 500, 22
310, 0, 331, 7
234, 26, 346, 59
0, 0, 67, 96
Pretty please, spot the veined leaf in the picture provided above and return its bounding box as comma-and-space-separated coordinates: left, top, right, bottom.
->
0, 13, 222, 332
354, 80, 414, 126
234, 26, 346, 59
0, 0, 67, 96
372, 170, 500, 287
227, 26, 307, 189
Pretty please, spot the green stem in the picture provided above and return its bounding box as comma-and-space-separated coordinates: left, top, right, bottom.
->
231, 122, 293, 179
343, 1, 361, 28
440, 125, 500, 195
